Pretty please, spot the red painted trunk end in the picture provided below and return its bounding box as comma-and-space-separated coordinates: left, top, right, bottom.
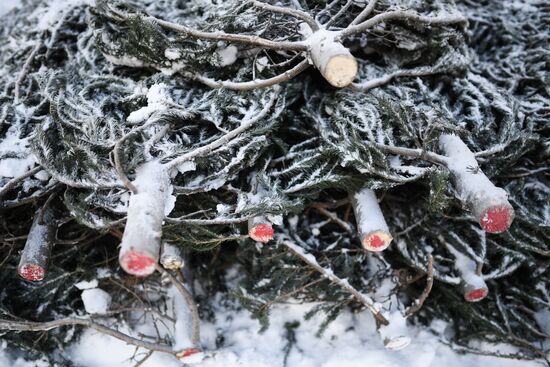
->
480, 205, 514, 233
18, 264, 46, 281
249, 223, 274, 243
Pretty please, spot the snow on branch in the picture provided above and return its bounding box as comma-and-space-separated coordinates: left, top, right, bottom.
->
439, 134, 515, 233
18, 205, 56, 281
119, 161, 174, 277
280, 238, 389, 326
351, 188, 392, 252
443, 239, 488, 302
97, 0, 466, 90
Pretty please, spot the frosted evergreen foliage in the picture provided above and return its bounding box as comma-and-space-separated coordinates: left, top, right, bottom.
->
0, 0, 548, 364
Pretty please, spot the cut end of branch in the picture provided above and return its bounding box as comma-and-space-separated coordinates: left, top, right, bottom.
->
249, 223, 274, 243
18, 263, 46, 281
176, 348, 205, 363
464, 286, 488, 302
384, 336, 411, 351
119, 249, 157, 277
479, 204, 514, 233
324, 55, 358, 87
362, 231, 392, 252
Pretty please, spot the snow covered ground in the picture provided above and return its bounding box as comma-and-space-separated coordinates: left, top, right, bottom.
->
0, 0, 20, 16
0, 296, 542, 367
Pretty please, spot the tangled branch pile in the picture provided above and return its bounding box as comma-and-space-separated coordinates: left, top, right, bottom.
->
0, 0, 548, 364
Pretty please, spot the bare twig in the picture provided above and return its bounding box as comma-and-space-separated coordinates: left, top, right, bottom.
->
0, 166, 43, 200
250, 0, 319, 31
0, 317, 174, 354
156, 265, 201, 347
338, 10, 467, 39
350, 0, 378, 26
280, 238, 389, 325
147, 16, 307, 52
165, 88, 279, 169
374, 143, 449, 166
183, 59, 309, 91
405, 254, 434, 316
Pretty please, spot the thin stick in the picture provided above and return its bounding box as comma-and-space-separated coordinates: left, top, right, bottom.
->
280, 239, 389, 325
250, 0, 319, 31
350, 0, 378, 26
374, 143, 449, 166
351, 66, 448, 92
338, 10, 467, 39
0, 317, 174, 354
0, 166, 42, 200
147, 17, 307, 52
183, 60, 309, 91
405, 254, 434, 316
156, 265, 201, 347
165, 89, 279, 169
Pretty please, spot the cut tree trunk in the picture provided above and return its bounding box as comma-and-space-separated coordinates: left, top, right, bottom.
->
439, 134, 514, 233
351, 188, 393, 252
309, 30, 357, 88
248, 215, 274, 243
161, 242, 184, 270
18, 206, 56, 281
119, 161, 172, 277
462, 276, 489, 302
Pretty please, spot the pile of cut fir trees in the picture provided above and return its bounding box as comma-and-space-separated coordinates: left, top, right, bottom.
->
0, 0, 548, 364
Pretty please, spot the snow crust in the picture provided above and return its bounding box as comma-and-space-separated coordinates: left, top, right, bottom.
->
352, 188, 390, 236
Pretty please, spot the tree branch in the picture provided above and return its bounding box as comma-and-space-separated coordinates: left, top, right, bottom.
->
280, 238, 389, 325
0, 317, 174, 354
183, 59, 309, 91
405, 254, 434, 316
165, 88, 279, 170
350, 0, 378, 26
249, 0, 319, 31
338, 10, 467, 39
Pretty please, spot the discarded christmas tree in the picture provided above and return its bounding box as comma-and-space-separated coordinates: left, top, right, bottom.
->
0, 0, 548, 365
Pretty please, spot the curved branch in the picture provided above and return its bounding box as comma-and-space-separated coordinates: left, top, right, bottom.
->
147, 16, 308, 52
349, 0, 378, 26
164, 89, 279, 169
280, 238, 389, 325
183, 59, 309, 91
338, 10, 467, 39
405, 254, 434, 316
0, 317, 174, 354
351, 65, 451, 92
0, 166, 42, 200
374, 143, 450, 166
249, 0, 319, 31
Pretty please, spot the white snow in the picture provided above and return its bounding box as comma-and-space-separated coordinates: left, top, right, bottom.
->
0, 0, 20, 16
127, 83, 172, 124
216, 45, 238, 66
75, 279, 99, 290
62, 296, 543, 367
81, 288, 111, 315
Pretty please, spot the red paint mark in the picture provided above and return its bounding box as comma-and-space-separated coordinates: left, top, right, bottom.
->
249, 223, 274, 243
480, 205, 513, 233
362, 232, 391, 252
120, 250, 156, 277
179, 348, 201, 358
18, 264, 45, 281
464, 287, 488, 302
369, 235, 385, 248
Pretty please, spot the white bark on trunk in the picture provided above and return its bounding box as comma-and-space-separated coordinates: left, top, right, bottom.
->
439, 134, 514, 233
119, 161, 172, 277
308, 30, 357, 87
248, 215, 274, 243
18, 206, 56, 281
444, 240, 488, 302
351, 188, 392, 252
